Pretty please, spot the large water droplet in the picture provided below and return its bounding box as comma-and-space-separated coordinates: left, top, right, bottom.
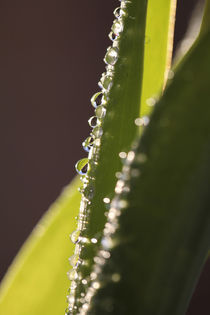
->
95, 105, 106, 119
113, 7, 121, 18
99, 73, 113, 91
70, 230, 80, 244
88, 116, 99, 128
104, 47, 119, 66
82, 136, 94, 152
112, 19, 123, 36
91, 92, 103, 108
75, 158, 89, 175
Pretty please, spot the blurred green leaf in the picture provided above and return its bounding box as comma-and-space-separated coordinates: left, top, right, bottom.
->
0, 178, 80, 315
141, 0, 177, 116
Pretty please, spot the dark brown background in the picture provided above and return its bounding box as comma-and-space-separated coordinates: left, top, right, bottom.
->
0, 0, 209, 314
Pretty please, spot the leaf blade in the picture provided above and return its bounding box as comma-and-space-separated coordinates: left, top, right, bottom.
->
0, 178, 80, 315
140, 0, 177, 116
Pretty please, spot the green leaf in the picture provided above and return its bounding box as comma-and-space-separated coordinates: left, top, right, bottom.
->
0, 178, 80, 315
140, 0, 177, 116
71, 0, 148, 307
200, 0, 210, 36
84, 30, 210, 315
67, 0, 177, 311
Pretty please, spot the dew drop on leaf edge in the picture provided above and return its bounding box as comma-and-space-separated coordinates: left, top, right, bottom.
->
82, 136, 95, 152
91, 91, 103, 108
75, 158, 89, 176
104, 47, 119, 66
70, 229, 81, 244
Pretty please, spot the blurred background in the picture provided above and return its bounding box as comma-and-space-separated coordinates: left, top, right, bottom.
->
0, 0, 209, 313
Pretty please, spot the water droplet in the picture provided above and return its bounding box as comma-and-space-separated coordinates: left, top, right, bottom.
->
168, 69, 174, 79
82, 136, 94, 152
100, 250, 111, 259
101, 236, 114, 250
127, 151, 135, 162
104, 47, 119, 66
108, 208, 118, 220
91, 238, 98, 244
94, 138, 101, 146
121, 0, 130, 9
91, 92, 103, 108
106, 64, 115, 74
69, 254, 80, 267
75, 158, 89, 175
70, 281, 77, 290
146, 97, 156, 107
93, 256, 105, 265
134, 116, 150, 126
88, 116, 99, 128
99, 73, 113, 91
113, 7, 121, 18
67, 294, 75, 305
92, 126, 103, 137
119, 151, 127, 159
95, 105, 106, 119
70, 230, 80, 244
68, 269, 78, 281
112, 19, 123, 36
82, 303, 89, 311
90, 271, 98, 280
92, 281, 100, 289
136, 153, 147, 163
82, 279, 88, 285
65, 308, 71, 315
108, 31, 117, 42
117, 199, 128, 209
112, 273, 121, 282
115, 171, 121, 179
115, 179, 125, 194
88, 145, 97, 160
91, 237, 98, 244
83, 184, 95, 199
103, 197, 110, 204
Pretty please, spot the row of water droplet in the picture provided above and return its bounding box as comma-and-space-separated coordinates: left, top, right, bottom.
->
79, 148, 148, 314
66, 1, 128, 314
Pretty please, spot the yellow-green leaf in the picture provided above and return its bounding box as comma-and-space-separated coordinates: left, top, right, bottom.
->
0, 177, 80, 315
